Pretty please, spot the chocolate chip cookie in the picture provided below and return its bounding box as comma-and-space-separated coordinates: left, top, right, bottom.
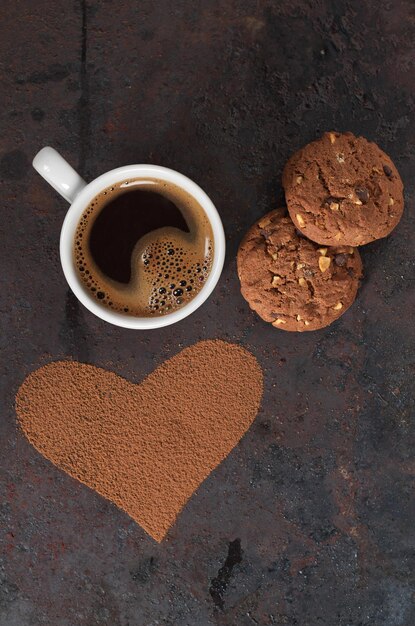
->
282, 132, 404, 246
237, 210, 363, 331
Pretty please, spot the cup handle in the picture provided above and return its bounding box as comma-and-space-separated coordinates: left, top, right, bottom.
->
32, 147, 87, 204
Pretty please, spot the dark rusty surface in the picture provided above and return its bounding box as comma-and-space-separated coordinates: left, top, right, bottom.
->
1, 0, 414, 624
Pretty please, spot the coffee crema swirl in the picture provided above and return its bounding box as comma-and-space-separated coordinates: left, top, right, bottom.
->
73, 178, 214, 317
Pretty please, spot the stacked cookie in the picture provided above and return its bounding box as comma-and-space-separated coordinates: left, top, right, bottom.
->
237, 132, 404, 331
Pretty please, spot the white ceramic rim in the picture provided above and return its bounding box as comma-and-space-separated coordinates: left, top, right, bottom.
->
60, 164, 225, 329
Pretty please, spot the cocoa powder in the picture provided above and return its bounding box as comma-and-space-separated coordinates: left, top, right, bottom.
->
16, 340, 263, 542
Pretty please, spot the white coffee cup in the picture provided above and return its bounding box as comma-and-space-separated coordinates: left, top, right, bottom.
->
32, 147, 225, 329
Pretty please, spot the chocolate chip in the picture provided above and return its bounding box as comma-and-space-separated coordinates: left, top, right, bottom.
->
347, 267, 355, 278
383, 164, 392, 177
355, 186, 370, 203
334, 253, 347, 267
260, 229, 271, 239
303, 268, 314, 278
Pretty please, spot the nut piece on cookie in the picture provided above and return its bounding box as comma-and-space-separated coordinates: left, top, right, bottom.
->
272, 318, 286, 326
318, 256, 331, 273
296, 213, 305, 227
237, 210, 363, 332
282, 132, 404, 246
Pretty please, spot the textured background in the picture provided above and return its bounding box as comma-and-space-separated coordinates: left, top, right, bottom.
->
1, 1, 414, 624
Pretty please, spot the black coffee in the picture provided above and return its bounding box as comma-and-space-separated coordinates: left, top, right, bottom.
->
89, 190, 190, 284
73, 178, 214, 316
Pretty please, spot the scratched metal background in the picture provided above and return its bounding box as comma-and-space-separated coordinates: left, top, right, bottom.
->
0, 1, 414, 624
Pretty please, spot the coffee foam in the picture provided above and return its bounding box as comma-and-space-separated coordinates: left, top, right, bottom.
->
73, 178, 213, 317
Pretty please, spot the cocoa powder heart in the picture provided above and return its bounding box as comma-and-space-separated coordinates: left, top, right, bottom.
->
16, 340, 263, 542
